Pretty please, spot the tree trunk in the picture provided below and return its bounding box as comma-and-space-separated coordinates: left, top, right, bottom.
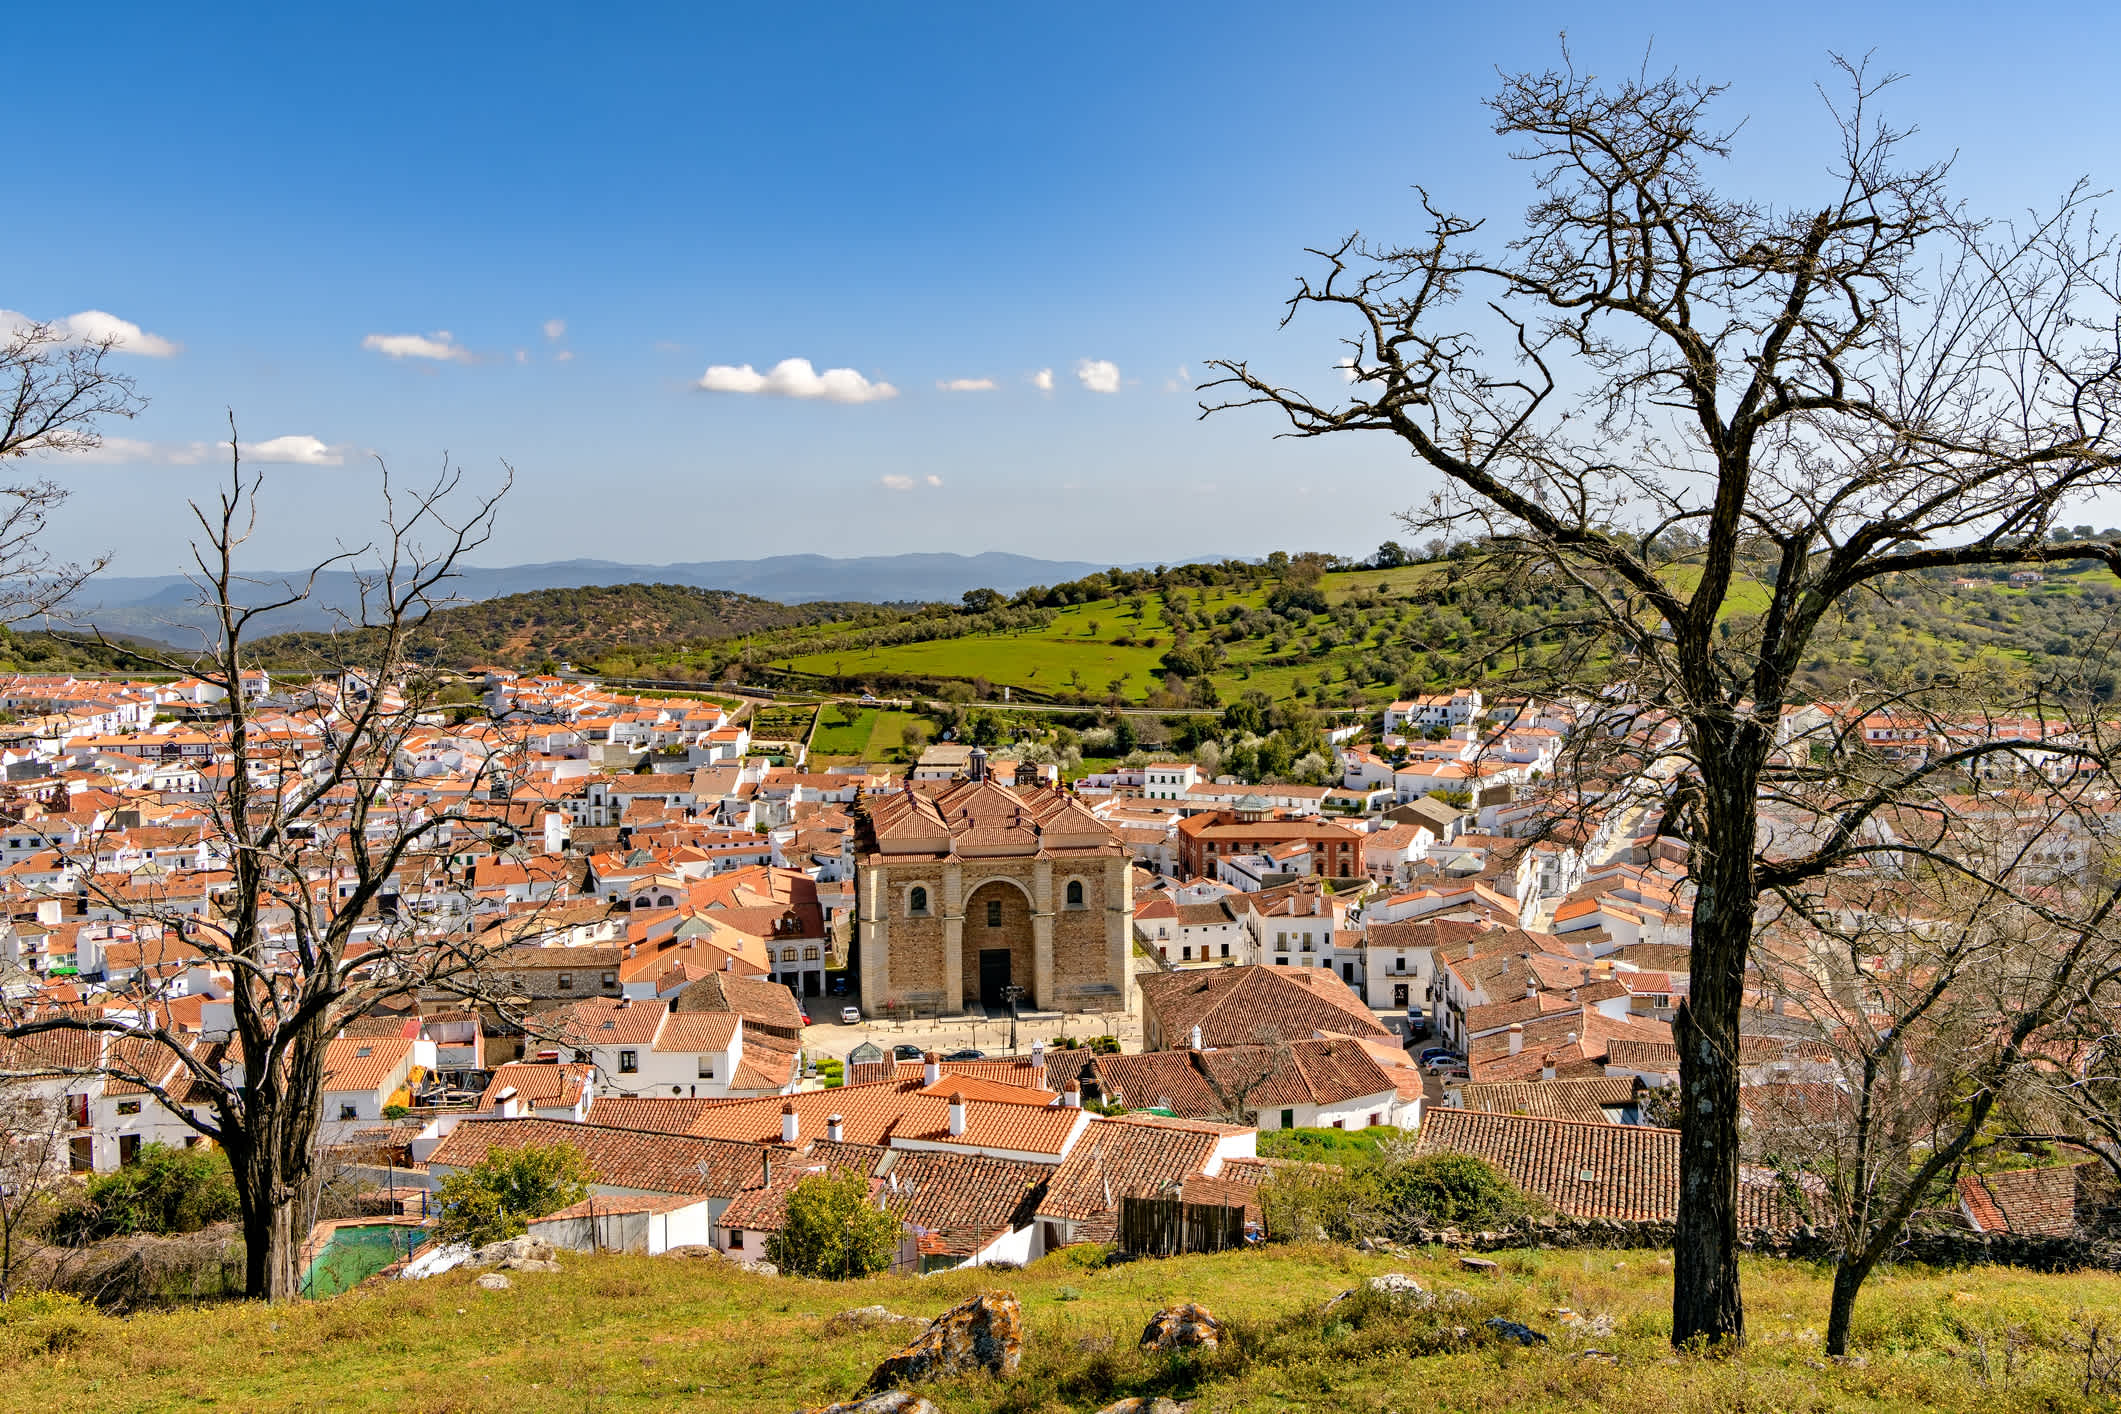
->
1824, 1254, 1871, 1356
1671, 741, 1760, 1348
229, 1136, 318, 1302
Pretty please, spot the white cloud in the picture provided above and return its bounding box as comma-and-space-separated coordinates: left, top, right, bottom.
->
515, 349, 529, 364
880, 473, 943, 492
554, 350, 574, 363
1031, 368, 1054, 392
937, 377, 995, 392
1076, 358, 1121, 394
543, 318, 566, 341
1, 308, 181, 357
698, 357, 897, 404
1163, 364, 1194, 394
231, 434, 343, 466
51, 436, 210, 465
361, 330, 476, 363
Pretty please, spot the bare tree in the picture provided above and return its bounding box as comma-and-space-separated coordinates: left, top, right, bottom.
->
1752, 818, 2121, 1354
1, 317, 148, 619
1, 439, 520, 1299
0, 1082, 73, 1301
1207, 56, 2121, 1344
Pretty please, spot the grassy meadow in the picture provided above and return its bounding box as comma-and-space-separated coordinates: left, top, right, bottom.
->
10, 1242, 2121, 1413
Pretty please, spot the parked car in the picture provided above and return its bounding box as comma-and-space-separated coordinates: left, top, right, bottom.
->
827, 975, 850, 996
1423, 1053, 1465, 1073
1419, 1048, 1457, 1064
943, 1048, 985, 1061
892, 1044, 925, 1062
839, 1005, 861, 1025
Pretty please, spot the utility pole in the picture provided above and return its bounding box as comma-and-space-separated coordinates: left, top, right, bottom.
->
1001, 984, 1026, 1055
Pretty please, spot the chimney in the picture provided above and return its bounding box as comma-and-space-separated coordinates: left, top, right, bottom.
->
1189, 1024, 1203, 1051
761, 1149, 772, 1187
923, 1051, 941, 1086
947, 1091, 967, 1136
827, 1113, 843, 1143
968, 745, 988, 782
1062, 1079, 1082, 1108
1524, 979, 1537, 1001
780, 1101, 799, 1145
1031, 1038, 1045, 1068
492, 1085, 521, 1119
1466, 942, 1476, 961
1540, 1053, 1557, 1082
1507, 1023, 1524, 1056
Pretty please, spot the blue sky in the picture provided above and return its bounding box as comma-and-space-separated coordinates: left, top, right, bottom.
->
10, 2, 2120, 575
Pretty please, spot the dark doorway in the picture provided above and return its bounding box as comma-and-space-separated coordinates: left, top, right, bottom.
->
1392, 983, 1409, 1008
978, 948, 1013, 1008
1342, 961, 1356, 985
803, 972, 821, 997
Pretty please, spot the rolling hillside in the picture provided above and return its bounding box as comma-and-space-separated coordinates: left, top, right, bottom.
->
248, 583, 917, 671
605, 556, 2121, 707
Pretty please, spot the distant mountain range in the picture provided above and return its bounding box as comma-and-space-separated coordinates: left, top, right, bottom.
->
66, 551, 1186, 641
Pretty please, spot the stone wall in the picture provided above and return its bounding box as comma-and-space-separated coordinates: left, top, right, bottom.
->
1399, 1216, 2121, 1273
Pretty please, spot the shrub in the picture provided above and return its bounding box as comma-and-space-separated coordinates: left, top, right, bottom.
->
1383, 1153, 1532, 1230
433, 1141, 596, 1246
49, 1145, 238, 1245
766, 1169, 899, 1279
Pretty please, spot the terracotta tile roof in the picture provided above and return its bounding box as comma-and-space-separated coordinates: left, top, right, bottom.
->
884, 1149, 1050, 1255
1413, 1109, 1794, 1227
478, 1061, 593, 1110
1957, 1160, 2116, 1236
672, 970, 804, 1034
540, 997, 668, 1048
652, 1012, 740, 1053
321, 1035, 415, 1094
1454, 1076, 1641, 1124
1037, 1114, 1222, 1237
425, 1116, 766, 1197
1137, 964, 1389, 1048
1092, 1051, 1222, 1114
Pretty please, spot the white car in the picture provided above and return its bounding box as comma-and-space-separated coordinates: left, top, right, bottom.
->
839, 1005, 861, 1025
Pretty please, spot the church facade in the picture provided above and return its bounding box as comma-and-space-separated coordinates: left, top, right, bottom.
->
854, 762, 1133, 1016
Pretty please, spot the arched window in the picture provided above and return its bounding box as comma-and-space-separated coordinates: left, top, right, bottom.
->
909, 885, 929, 916
986, 898, 1003, 927
1065, 879, 1085, 909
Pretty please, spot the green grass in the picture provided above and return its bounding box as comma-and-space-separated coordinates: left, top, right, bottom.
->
809, 707, 878, 756
10, 1243, 2121, 1412
1257, 1125, 1401, 1164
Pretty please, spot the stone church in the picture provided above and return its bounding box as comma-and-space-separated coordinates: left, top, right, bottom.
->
854, 755, 1133, 1015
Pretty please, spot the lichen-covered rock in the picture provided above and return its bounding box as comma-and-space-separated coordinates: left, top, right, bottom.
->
1328, 1273, 1433, 1311
1094, 1398, 1181, 1414
1140, 1302, 1221, 1352
497, 1256, 561, 1273
866, 1291, 1024, 1390
473, 1272, 511, 1291
806, 1393, 941, 1414
471, 1236, 556, 1266
1484, 1317, 1548, 1346
1458, 1255, 1499, 1274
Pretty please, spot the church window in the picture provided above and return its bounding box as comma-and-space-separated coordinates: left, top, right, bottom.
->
1065, 879, 1085, 909
986, 898, 1003, 927
908, 886, 929, 916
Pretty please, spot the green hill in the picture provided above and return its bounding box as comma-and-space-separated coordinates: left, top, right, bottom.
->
9, 1242, 2119, 1412
248, 583, 917, 672
609, 555, 2121, 708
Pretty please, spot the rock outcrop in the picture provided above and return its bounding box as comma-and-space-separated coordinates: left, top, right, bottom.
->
866, 1292, 1024, 1390
1140, 1303, 1221, 1353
